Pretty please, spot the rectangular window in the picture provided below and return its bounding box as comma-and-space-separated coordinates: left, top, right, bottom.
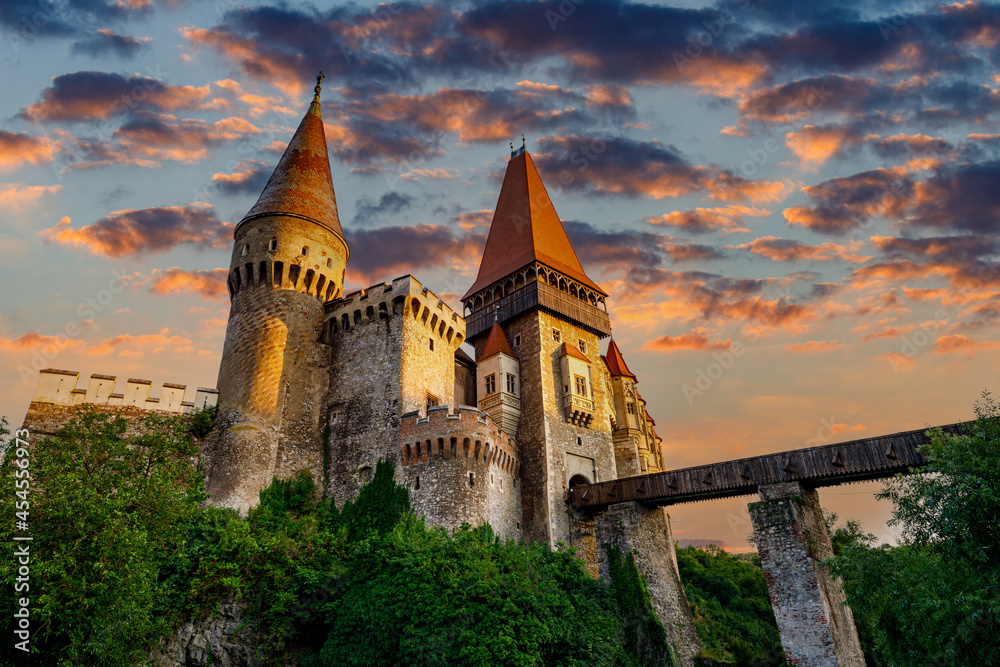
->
429, 338, 434, 351
627, 401, 636, 415
578, 340, 587, 353
552, 329, 561, 342
574, 375, 587, 396
506, 373, 516, 394
485, 374, 496, 395
514, 334, 521, 347
427, 393, 439, 409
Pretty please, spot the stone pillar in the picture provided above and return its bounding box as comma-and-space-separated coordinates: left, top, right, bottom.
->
749, 482, 865, 667
596, 502, 701, 667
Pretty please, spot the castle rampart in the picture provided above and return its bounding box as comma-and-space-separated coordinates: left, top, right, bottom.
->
22, 369, 218, 436
399, 406, 522, 539
322, 275, 468, 506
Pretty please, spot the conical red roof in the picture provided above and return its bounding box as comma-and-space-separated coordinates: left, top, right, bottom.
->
478, 322, 516, 361
236, 84, 345, 243
463, 150, 603, 299
603, 339, 636, 379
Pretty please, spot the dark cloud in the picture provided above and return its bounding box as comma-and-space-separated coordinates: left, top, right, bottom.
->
40, 204, 232, 258
784, 167, 912, 234
534, 135, 790, 203
18, 71, 212, 123
71, 29, 148, 59
210, 160, 270, 197
0, 130, 52, 168
327, 85, 632, 168
351, 192, 414, 227
907, 161, 1000, 234
563, 220, 726, 273
344, 224, 484, 283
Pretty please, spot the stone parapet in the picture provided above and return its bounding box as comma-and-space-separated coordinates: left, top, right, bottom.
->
399, 406, 521, 539
28, 369, 217, 415
325, 275, 465, 350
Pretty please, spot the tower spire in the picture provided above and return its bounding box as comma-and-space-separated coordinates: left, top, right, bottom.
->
237, 71, 345, 242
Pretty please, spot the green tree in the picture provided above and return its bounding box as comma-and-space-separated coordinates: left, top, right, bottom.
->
827, 391, 1000, 666
0, 407, 205, 666
675, 545, 785, 666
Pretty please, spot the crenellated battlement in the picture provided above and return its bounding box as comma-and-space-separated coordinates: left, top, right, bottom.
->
399, 405, 519, 477
398, 405, 522, 539
324, 274, 466, 349
30, 369, 218, 414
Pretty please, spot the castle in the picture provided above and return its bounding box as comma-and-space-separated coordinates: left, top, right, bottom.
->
23, 76, 667, 548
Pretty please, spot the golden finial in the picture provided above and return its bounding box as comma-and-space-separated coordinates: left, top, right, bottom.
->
314, 71, 325, 100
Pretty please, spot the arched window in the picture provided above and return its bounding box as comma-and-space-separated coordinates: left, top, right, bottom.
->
269, 238, 278, 251
326, 257, 332, 268
301, 246, 309, 256
241, 243, 249, 257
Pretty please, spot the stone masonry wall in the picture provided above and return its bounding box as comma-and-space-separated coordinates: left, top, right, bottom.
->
749, 482, 865, 667
478, 311, 616, 547
323, 276, 466, 507
204, 212, 346, 514
399, 406, 521, 539
596, 502, 701, 667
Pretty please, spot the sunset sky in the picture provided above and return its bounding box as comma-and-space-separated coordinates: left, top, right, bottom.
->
1, 0, 998, 550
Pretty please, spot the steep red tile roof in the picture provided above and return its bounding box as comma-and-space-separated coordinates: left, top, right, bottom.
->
478, 322, 516, 361
603, 339, 636, 379
236, 78, 345, 245
644, 408, 655, 425
559, 342, 591, 363
463, 150, 604, 299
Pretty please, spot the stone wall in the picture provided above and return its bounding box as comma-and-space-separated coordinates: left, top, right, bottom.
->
596, 502, 701, 667
21, 369, 217, 437
399, 406, 522, 539
323, 276, 466, 507
479, 311, 616, 547
749, 482, 865, 667
204, 211, 346, 515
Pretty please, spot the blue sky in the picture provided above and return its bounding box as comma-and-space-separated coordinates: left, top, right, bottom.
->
2, 0, 999, 550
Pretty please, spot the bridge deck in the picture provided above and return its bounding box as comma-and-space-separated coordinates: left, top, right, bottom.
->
568, 422, 970, 511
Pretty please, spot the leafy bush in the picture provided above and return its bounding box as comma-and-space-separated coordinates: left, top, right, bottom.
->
826, 391, 1000, 667
676, 545, 786, 666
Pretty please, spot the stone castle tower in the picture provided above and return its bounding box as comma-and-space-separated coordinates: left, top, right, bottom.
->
204, 76, 349, 513
461, 144, 618, 547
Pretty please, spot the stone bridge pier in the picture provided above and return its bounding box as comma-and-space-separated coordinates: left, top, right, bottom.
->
748, 482, 865, 667
595, 502, 702, 667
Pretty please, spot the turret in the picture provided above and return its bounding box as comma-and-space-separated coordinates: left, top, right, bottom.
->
476, 322, 521, 437
603, 339, 644, 477
204, 73, 349, 513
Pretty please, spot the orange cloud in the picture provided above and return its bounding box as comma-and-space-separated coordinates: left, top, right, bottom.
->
785, 340, 844, 353
0, 183, 62, 212
934, 334, 999, 355
149, 268, 229, 300
785, 125, 871, 170
0, 131, 54, 170
646, 205, 768, 235
643, 329, 732, 352
41, 204, 231, 258
738, 237, 871, 262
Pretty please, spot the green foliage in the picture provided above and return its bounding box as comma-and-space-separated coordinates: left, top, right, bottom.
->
605, 544, 674, 666
317, 522, 629, 667
0, 407, 205, 666
675, 545, 786, 666
1, 409, 650, 666
334, 458, 410, 540
187, 403, 218, 439
826, 391, 1000, 667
